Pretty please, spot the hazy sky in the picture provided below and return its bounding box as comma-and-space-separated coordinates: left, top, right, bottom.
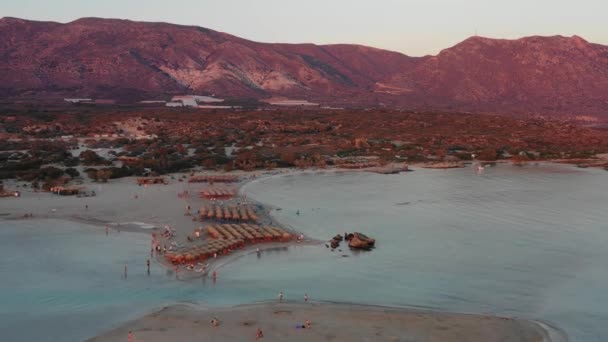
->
1, 0, 605, 56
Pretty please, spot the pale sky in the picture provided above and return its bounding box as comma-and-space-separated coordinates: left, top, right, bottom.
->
1, 0, 606, 56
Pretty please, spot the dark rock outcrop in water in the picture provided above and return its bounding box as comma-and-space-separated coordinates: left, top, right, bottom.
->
347, 233, 376, 250
2, 17, 608, 116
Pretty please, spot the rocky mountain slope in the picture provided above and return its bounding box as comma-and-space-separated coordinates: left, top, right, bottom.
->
1, 17, 607, 116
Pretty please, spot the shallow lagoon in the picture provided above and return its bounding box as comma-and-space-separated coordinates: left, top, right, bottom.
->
241, 163, 608, 342
1, 163, 607, 341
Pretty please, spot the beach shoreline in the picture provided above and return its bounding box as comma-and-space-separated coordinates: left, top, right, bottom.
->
87, 301, 561, 342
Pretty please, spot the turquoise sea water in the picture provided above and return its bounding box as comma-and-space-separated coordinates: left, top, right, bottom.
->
1, 163, 607, 341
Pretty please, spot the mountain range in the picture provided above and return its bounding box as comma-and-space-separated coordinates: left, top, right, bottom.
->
1, 17, 608, 116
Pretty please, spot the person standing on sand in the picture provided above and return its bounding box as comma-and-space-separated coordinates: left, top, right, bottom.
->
128, 330, 133, 342
279, 291, 284, 302
304, 293, 309, 302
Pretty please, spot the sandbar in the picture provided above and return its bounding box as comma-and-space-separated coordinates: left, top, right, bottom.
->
88, 302, 553, 342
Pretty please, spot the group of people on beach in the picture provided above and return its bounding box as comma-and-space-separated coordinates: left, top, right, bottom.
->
208, 316, 310, 340
150, 230, 173, 257
278, 291, 309, 303
207, 317, 265, 339
194, 291, 311, 340
153, 243, 168, 256
129, 316, 308, 341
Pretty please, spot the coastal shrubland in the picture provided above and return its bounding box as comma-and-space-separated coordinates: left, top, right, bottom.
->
2, 108, 608, 183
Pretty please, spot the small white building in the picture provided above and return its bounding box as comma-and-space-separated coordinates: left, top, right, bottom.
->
64, 98, 93, 104
166, 102, 184, 107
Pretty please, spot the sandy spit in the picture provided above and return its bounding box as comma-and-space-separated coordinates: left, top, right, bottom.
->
88, 301, 556, 342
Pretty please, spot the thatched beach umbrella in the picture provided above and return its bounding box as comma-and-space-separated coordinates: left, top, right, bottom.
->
238, 223, 253, 236
223, 207, 231, 220
263, 226, 282, 239
184, 253, 195, 263
216, 225, 234, 240
225, 225, 244, 240
243, 224, 263, 239
246, 206, 258, 221
272, 227, 291, 241
208, 240, 221, 249
232, 224, 253, 241
258, 227, 274, 240
206, 225, 221, 239
235, 238, 245, 248
230, 207, 240, 221
217, 241, 231, 251
239, 207, 249, 221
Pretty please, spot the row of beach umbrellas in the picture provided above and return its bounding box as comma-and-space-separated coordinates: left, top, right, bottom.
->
165, 239, 244, 264
200, 188, 236, 199
207, 224, 291, 242
200, 204, 258, 221
189, 175, 239, 183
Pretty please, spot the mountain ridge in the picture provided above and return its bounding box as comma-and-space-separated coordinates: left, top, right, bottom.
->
1, 17, 607, 116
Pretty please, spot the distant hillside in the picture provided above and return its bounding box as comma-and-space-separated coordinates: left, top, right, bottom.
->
1, 17, 608, 116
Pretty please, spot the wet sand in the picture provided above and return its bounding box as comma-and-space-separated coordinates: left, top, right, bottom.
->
88, 302, 553, 342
